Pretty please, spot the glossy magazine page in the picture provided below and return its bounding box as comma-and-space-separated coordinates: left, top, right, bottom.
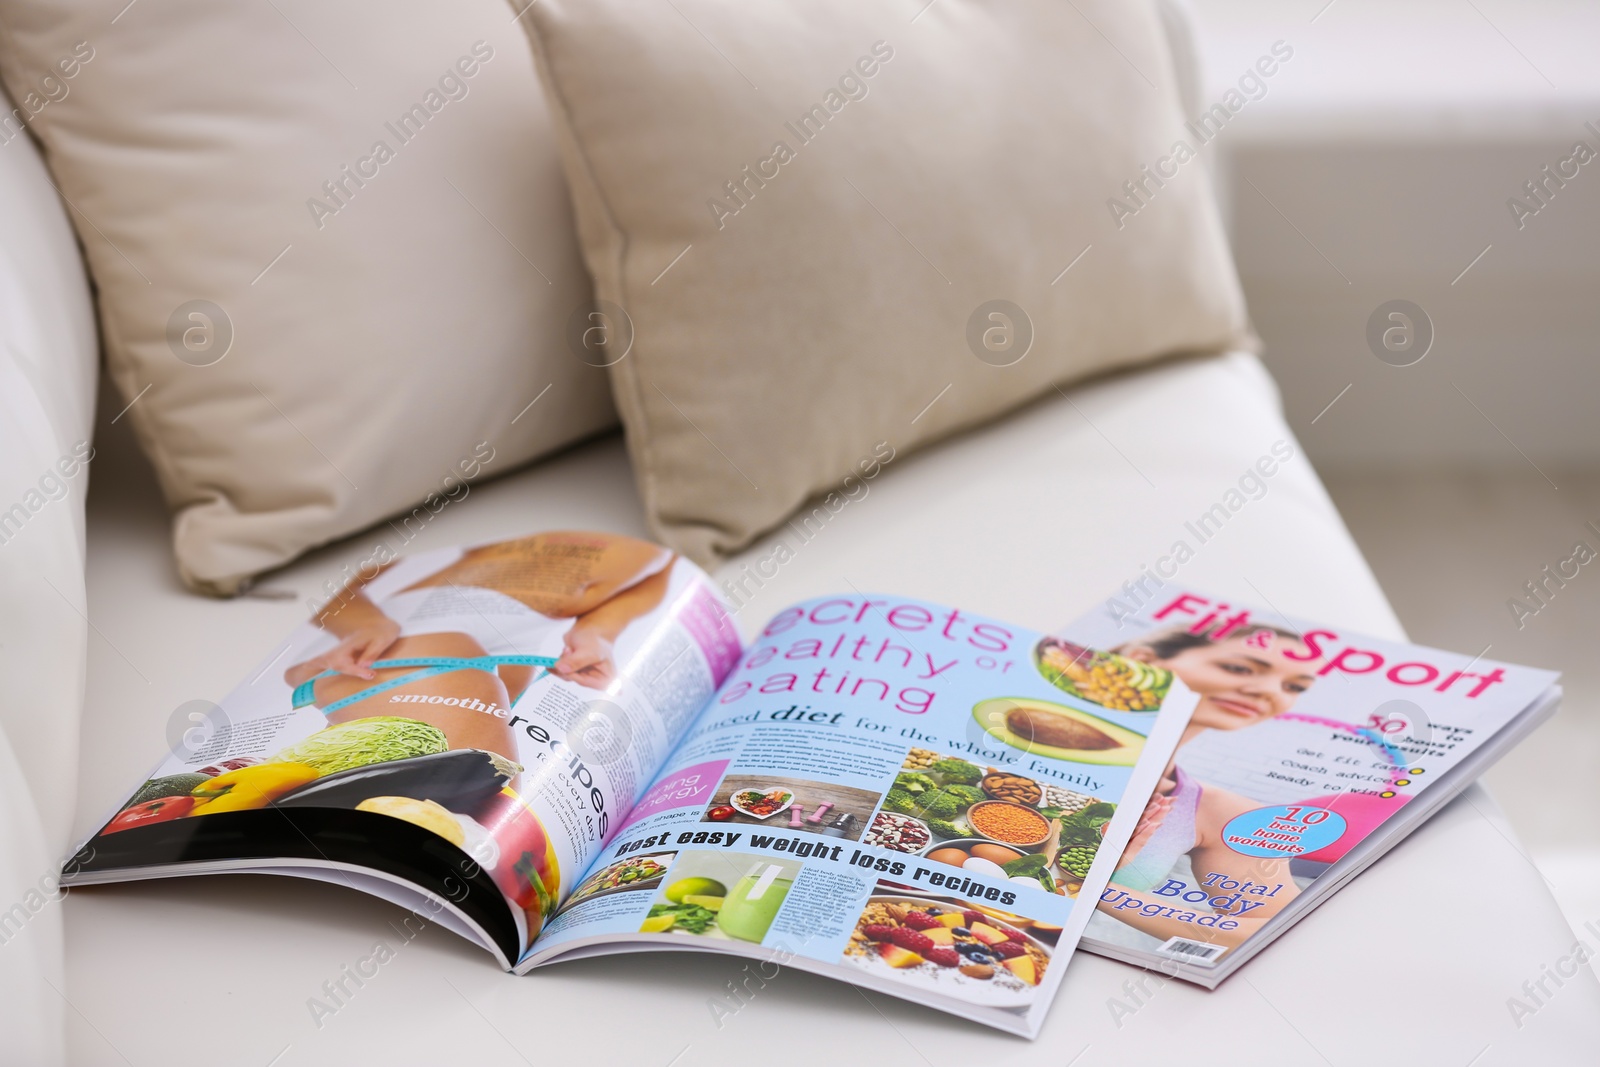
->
64, 531, 741, 968
520, 594, 1196, 1038
1064, 587, 1560, 984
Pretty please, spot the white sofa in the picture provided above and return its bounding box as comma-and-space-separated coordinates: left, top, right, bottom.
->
0, 93, 96, 1066
4, 66, 1599, 1067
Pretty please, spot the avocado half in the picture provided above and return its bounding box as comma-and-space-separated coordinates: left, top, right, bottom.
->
972, 697, 1143, 766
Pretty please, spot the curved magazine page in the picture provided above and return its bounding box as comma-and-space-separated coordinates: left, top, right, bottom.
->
63, 532, 741, 965
1061, 587, 1560, 984
66, 808, 522, 964
518, 594, 1195, 1038
251, 865, 506, 963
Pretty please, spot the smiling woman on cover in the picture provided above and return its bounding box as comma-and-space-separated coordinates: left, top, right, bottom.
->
1095, 623, 1324, 948
284, 532, 675, 763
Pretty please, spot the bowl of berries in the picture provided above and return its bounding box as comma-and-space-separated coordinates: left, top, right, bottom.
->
842, 895, 1052, 1004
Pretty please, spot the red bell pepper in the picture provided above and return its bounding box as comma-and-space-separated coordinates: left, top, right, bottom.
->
477, 789, 561, 938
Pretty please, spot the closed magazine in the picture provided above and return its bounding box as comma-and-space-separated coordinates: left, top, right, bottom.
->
1060, 587, 1561, 988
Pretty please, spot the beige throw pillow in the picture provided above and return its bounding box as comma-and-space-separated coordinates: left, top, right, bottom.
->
519, 0, 1254, 567
0, 0, 615, 595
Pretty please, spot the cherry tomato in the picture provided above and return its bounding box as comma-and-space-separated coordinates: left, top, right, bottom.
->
103, 795, 197, 834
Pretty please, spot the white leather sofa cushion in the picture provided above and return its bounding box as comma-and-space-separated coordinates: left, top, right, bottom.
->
68, 352, 1600, 1063
0, 85, 98, 1067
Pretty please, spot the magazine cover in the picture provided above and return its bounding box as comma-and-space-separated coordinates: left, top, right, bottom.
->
63, 530, 1196, 1036
1063, 587, 1561, 985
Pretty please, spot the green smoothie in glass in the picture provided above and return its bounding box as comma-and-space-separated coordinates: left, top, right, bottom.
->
717, 863, 792, 942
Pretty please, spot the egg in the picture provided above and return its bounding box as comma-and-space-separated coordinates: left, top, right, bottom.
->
926, 848, 970, 868
961, 856, 1006, 878
1010, 875, 1040, 887
969, 843, 1023, 865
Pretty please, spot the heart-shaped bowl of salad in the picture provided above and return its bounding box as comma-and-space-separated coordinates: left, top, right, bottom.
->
728, 787, 795, 820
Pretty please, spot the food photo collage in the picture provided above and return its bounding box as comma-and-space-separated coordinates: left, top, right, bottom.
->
556, 636, 1174, 999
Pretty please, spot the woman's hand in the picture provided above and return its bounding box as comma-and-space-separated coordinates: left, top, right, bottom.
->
284, 617, 402, 686
551, 626, 617, 690
1118, 792, 1174, 864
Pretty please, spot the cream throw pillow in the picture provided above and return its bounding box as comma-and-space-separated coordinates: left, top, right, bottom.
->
0, 0, 615, 595
520, 0, 1254, 566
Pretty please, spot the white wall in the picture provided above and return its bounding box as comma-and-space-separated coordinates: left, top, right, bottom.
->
1187, 0, 1600, 470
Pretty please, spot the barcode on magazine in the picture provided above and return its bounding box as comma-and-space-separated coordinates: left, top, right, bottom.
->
1156, 937, 1225, 966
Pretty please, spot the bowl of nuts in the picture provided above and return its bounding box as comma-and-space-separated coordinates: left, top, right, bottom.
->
980, 770, 1042, 806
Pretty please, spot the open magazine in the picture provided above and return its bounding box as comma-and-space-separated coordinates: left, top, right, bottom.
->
63, 530, 1195, 1037
1061, 587, 1562, 988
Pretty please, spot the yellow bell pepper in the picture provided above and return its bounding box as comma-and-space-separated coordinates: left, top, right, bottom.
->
190, 762, 319, 813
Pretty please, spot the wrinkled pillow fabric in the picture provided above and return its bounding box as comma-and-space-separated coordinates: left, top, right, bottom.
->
0, 0, 615, 594
518, 0, 1254, 566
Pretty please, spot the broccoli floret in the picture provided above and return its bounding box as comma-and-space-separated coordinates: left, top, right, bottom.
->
941, 784, 985, 807
929, 758, 982, 785
914, 790, 962, 820
924, 817, 967, 839
883, 788, 918, 815
894, 771, 937, 795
